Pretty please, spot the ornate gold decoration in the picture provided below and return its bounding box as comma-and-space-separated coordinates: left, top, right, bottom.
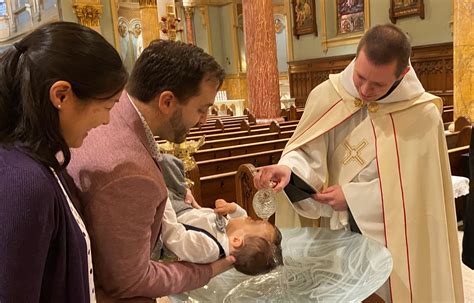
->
160, 4, 183, 41
118, 17, 128, 38
274, 17, 284, 33
368, 102, 379, 113
354, 98, 364, 108
130, 22, 142, 38
343, 139, 368, 166
138, 0, 157, 8
158, 136, 205, 187
353, 99, 378, 113
73, 4, 103, 28
198, 5, 208, 28
184, 6, 194, 19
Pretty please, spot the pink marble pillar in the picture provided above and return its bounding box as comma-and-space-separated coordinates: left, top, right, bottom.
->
184, 6, 195, 45
242, 0, 281, 122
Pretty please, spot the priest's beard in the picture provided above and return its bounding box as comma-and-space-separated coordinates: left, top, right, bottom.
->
170, 109, 188, 143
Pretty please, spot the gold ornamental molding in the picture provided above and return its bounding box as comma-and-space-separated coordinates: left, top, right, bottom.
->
73, 3, 103, 28
184, 6, 194, 18
138, 0, 157, 8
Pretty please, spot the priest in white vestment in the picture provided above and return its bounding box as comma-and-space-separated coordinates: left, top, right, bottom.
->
254, 24, 463, 302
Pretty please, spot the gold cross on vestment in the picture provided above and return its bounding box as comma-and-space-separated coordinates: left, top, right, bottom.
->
343, 139, 368, 166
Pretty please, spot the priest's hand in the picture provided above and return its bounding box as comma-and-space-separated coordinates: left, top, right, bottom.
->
253, 164, 292, 192
314, 185, 348, 211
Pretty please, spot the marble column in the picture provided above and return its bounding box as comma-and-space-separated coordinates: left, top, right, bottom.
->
139, 0, 160, 48
242, 0, 281, 121
73, 0, 103, 33
184, 6, 195, 44
453, 0, 474, 121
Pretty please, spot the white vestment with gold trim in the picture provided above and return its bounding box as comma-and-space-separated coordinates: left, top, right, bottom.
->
275, 60, 464, 302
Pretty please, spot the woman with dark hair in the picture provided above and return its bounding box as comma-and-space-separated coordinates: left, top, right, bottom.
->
0, 22, 128, 302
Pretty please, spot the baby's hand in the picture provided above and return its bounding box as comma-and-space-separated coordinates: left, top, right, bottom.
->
185, 188, 201, 209
214, 199, 237, 216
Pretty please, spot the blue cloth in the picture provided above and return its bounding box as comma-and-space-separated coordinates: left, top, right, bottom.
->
0, 146, 91, 302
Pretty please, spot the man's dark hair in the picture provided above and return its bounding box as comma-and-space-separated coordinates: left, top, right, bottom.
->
233, 224, 283, 276
0, 21, 128, 170
356, 24, 411, 77
127, 39, 225, 104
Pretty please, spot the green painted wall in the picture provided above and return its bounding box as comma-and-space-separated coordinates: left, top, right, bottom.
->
208, 6, 224, 68
99, 0, 115, 46
220, 4, 237, 74
59, 0, 76, 22
208, 4, 237, 74
192, 7, 209, 54
292, 0, 453, 60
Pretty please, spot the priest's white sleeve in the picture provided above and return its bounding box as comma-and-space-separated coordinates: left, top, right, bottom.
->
278, 138, 327, 190
161, 198, 220, 263
277, 136, 334, 219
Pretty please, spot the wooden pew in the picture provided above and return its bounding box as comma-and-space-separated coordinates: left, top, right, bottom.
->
188, 116, 266, 136
187, 129, 267, 141
199, 131, 293, 150
454, 116, 471, 132
190, 149, 283, 207
445, 124, 472, 149
196, 172, 236, 208
281, 108, 289, 121
289, 105, 304, 121
188, 126, 241, 136
193, 138, 289, 161
444, 122, 452, 131
443, 107, 454, 123
449, 145, 469, 177
446, 131, 461, 149
197, 149, 284, 177
456, 125, 472, 147
166, 122, 284, 143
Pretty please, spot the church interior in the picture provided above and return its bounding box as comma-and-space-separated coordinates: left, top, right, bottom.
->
1, 0, 473, 301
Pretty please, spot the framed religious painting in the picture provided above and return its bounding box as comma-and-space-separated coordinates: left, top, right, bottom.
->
292, 0, 317, 39
336, 0, 366, 35
389, 0, 425, 24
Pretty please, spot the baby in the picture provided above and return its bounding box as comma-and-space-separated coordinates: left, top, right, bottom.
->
157, 154, 283, 276
161, 198, 282, 275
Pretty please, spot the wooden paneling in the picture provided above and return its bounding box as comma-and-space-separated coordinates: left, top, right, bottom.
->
288, 43, 453, 107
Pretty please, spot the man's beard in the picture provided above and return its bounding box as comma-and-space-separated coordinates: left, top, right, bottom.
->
170, 109, 188, 143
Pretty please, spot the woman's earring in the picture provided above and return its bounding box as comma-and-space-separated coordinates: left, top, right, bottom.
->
57, 104, 62, 109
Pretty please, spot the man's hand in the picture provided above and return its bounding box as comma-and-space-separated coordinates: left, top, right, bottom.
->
253, 165, 292, 192
313, 185, 348, 211
184, 188, 201, 209
214, 199, 237, 216
210, 255, 236, 277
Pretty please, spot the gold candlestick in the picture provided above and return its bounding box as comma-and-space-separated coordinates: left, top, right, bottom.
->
158, 136, 205, 188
